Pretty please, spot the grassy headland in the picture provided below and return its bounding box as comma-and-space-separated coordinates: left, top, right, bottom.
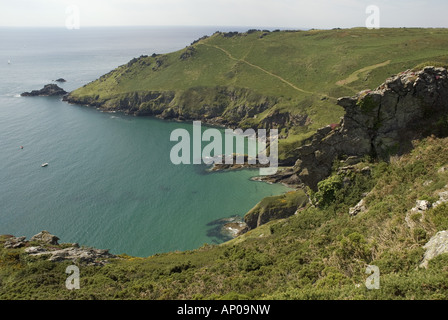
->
66, 28, 448, 164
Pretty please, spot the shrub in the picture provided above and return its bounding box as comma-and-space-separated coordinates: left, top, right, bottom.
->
313, 175, 343, 207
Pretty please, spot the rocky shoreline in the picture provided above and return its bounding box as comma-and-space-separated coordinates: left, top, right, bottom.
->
3, 231, 116, 266
21, 84, 67, 97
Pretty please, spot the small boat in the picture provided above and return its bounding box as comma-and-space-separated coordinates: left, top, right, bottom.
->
41, 163, 49, 167
7, 60, 10, 64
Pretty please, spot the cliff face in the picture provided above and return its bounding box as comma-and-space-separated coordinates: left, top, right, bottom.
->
292, 67, 448, 190
64, 86, 279, 129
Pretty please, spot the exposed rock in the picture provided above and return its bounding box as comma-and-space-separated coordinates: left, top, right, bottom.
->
349, 198, 367, 217
405, 200, 431, 229
27, 246, 115, 266
208, 153, 269, 172
290, 67, 448, 190
4, 236, 27, 249
222, 219, 248, 238
420, 230, 448, 268
54, 78, 66, 83
432, 188, 448, 209
260, 109, 308, 130
64, 86, 279, 135
2, 231, 116, 266
24, 246, 47, 254
206, 216, 247, 241
30, 230, 59, 245
243, 190, 309, 231
252, 167, 303, 188
179, 46, 197, 60
21, 84, 67, 97
414, 200, 432, 212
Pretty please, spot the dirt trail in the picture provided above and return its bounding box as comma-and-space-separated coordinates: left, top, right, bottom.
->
205, 44, 316, 95
336, 60, 391, 86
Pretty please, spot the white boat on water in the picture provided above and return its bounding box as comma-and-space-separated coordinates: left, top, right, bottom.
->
7, 60, 10, 64
41, 163, 48, 167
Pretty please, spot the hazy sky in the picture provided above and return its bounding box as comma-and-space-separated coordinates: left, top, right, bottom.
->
0, 0, 447, 28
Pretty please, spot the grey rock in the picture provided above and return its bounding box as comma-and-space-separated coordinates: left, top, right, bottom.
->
432, 188, 448, 208
349, 199, 367, 217
414, 200, 432, 212
30, 230, 59, 245
29, 246, 115, 266
405, 200, 431, 229
4, 236, 27, 249
420, 230, 448, 268
24, 246, 47, 254
290, 67, 448, 190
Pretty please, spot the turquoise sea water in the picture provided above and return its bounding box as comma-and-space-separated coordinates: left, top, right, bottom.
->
0, 27, 290, 257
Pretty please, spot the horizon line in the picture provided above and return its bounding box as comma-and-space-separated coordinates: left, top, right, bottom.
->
1, 25, 448, 30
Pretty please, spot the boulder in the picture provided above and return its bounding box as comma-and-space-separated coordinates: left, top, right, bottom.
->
349, 198, 367, 217
420, 230, 448, 268
4, 236, 27, 249
30, 230, 59, 245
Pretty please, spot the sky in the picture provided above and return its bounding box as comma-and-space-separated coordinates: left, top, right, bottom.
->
0, 0, 447, 29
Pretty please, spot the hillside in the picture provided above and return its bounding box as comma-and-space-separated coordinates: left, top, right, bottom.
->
64, 28, 448, 163
2, 133, 448, 300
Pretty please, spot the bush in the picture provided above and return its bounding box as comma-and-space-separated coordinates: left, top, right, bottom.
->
313, 175, 343, 207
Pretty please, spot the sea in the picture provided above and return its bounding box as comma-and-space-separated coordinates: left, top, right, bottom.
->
0, 26, 290, 257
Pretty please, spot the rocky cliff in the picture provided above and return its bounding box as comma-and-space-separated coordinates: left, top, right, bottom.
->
290, 67, 448, 190
21, 84, 67, 97
63, 86, 280, 129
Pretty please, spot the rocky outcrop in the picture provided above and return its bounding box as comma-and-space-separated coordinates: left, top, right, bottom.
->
30, 230, 59, 245
4, 236, 27, 249
21, 84, 67, 97
26, 246, 114, 266
64, 86, 278, 129
208, 153, 269, 172
2, 231, 116, 266
243, 190, 309, 231
291, 67, 448, 190
259, 109, 309, 130
221, 216, 248, 238
349, 198, 367, 217
251, 167, 302, 188
405, 187, 448, 229
420, 230, 448, 268
54, 78, 67, 83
